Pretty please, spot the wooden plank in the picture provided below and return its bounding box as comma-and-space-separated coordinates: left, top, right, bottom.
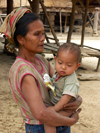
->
46, 37, 59, 41
78, 73, 100, 81
80, 47, 100, 57
43, 49, 57, 54
43, 49, 53, 53
44, 45, 58, 52
44, 45, 57, 51
44, 43, 59, 49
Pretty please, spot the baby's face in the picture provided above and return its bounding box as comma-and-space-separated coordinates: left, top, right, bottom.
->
55, 50, 80, 77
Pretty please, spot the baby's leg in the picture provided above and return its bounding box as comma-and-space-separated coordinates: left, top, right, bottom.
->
44, 124, 56, 133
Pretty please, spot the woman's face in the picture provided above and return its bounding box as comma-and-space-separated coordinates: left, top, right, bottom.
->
20, 19, 45, 54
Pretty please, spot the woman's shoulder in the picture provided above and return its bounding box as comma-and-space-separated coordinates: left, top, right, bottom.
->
35, 54, 45, 61
35, 54, 49, 65
10, 57, 31, 73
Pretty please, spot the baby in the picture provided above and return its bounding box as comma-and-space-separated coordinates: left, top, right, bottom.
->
44, 42, 81, 133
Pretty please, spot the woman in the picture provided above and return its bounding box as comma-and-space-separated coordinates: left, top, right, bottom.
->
0, 7, 82, 133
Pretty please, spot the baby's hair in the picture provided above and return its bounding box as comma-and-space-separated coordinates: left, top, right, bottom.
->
57, 43, 81, 63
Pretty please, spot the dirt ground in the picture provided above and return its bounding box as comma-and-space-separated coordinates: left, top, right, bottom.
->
0, 31, 100, 133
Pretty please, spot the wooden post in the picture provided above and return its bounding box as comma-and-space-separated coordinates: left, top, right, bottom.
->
39, 0, 60, 46
20, 0, 22, 7
7, 0, 13, 14
81, 0, 89, 47
67, 0, 77, 43
93, 8, 99, 36
28, 0, 39, 15
49, 12, 51, 33
64, 13, 67, 33
59, 9, 62, 35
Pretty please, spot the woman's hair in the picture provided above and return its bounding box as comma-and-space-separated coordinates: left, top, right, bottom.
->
14, 12, 40, 47
57, 43, 81, 63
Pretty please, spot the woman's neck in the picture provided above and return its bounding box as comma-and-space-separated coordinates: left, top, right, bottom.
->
18, 47, 36, 63
17, 47, 42, 71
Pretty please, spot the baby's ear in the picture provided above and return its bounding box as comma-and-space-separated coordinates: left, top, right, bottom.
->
76, 63, 81, 70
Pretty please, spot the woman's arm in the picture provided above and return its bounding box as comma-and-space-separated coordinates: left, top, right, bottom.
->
21, 74, 81, 127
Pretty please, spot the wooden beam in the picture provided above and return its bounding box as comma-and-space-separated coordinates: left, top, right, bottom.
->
28, 0, 39, 15
96, 0, 100, 4
39, 0, 60, 46
67, 0, 77, 42
78, 0, 85, 8
7, 0, 13, 14
87, 13, 93, 28
81, 0, 90, 47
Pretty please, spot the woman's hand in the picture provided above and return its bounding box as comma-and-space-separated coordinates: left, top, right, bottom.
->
63, 95, 82, 112
70, 108, 82, 124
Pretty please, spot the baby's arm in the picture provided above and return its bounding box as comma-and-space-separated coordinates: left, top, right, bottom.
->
54, 94, 72, 112
54, 94, 74, 117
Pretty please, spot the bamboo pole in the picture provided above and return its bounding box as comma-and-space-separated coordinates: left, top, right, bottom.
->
67, 0, 77, 42
39, 0, 60, 46
81, 0, 89, 47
